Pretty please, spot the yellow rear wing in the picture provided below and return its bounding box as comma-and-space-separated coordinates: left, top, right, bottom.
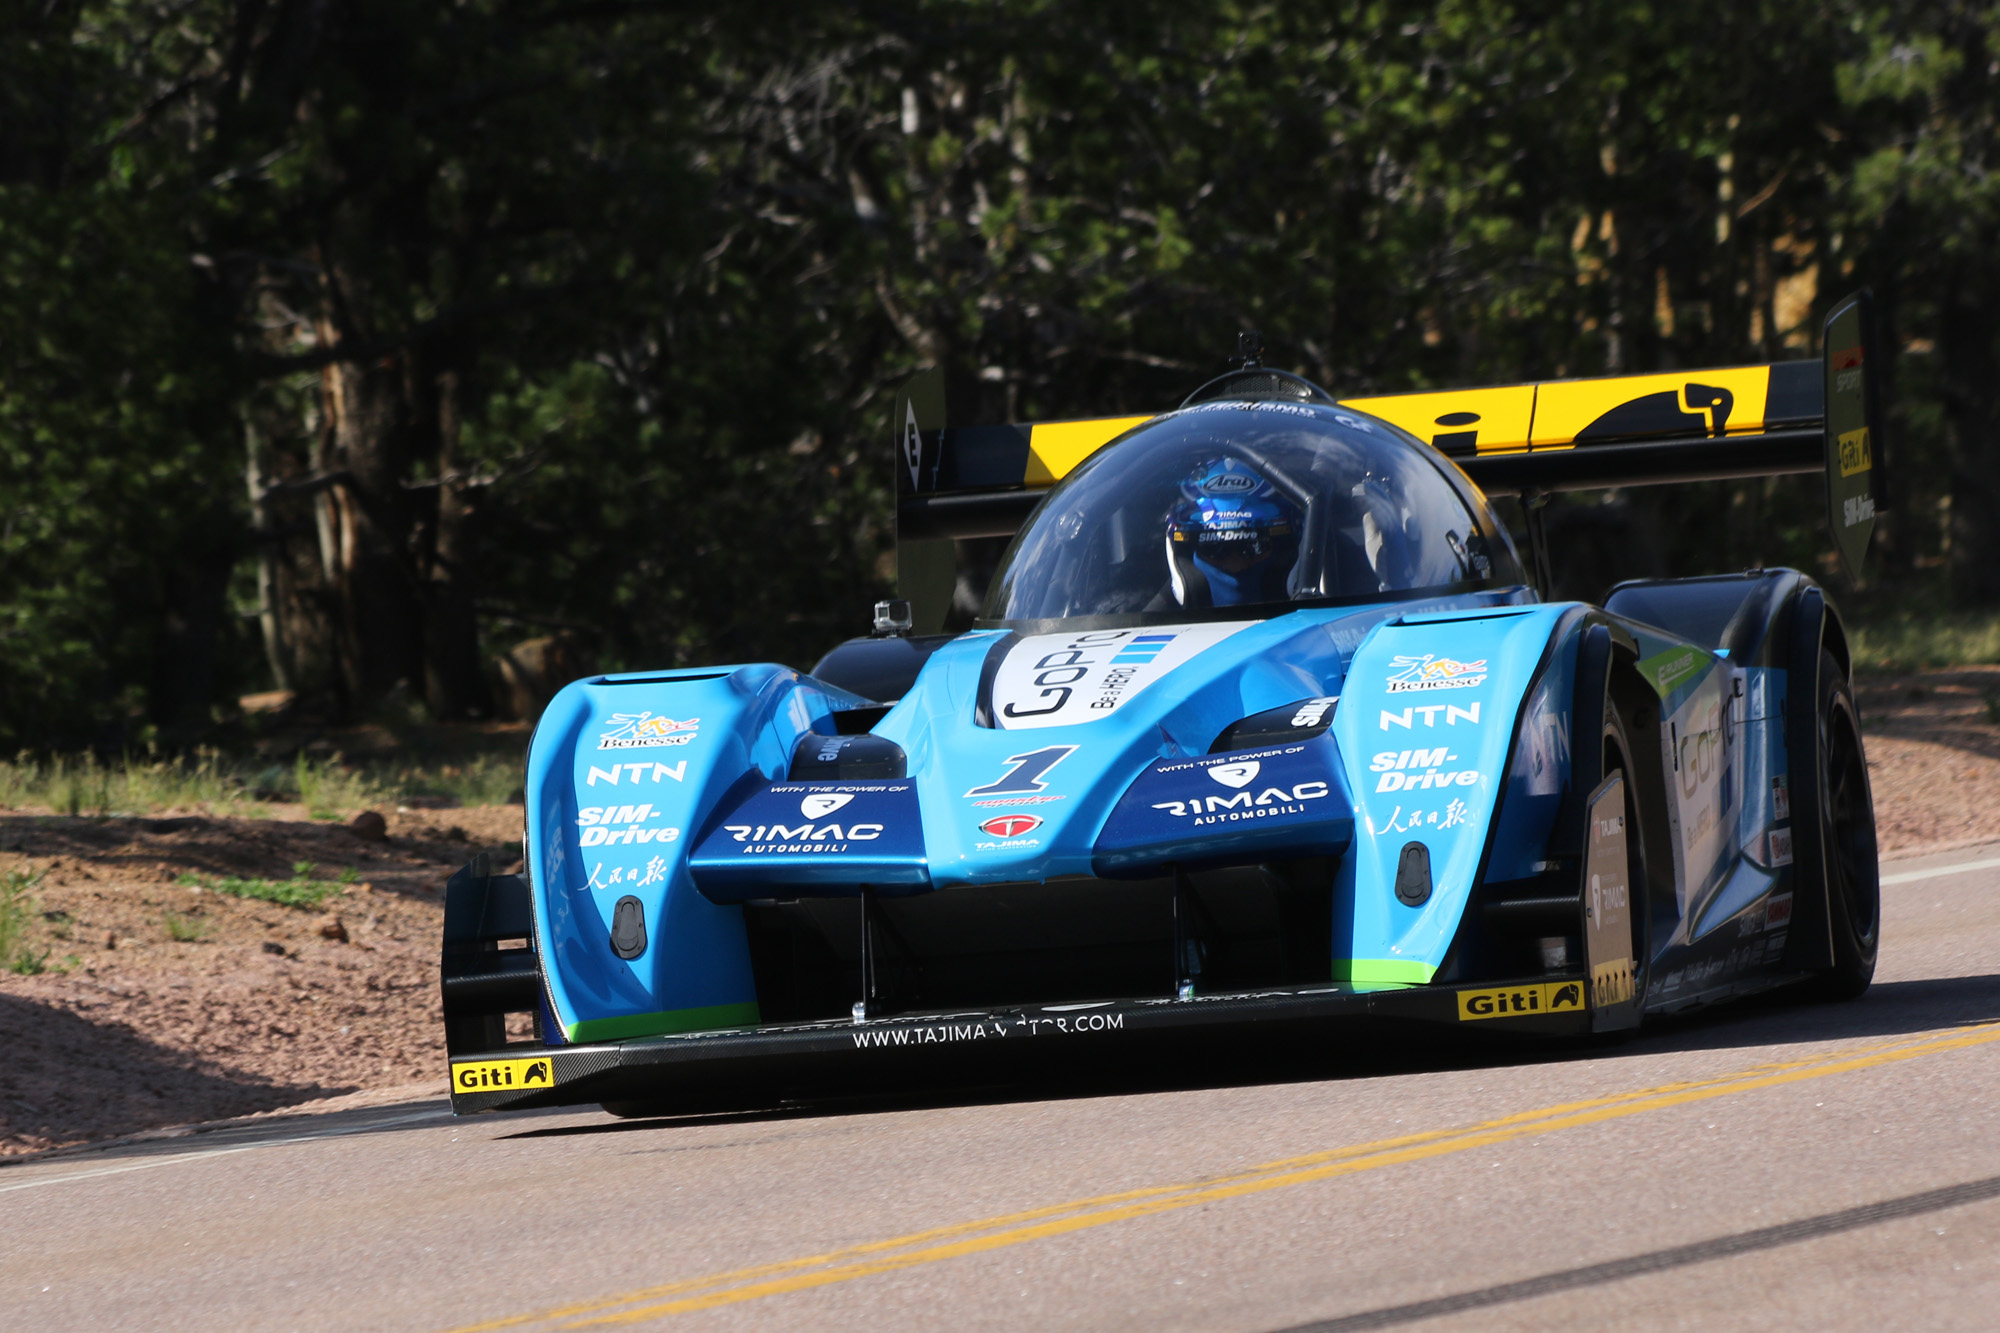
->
892, 293, 1887, 626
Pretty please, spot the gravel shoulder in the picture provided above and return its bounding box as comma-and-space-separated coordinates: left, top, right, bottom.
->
0, 804, 518, 1155
2, 664, 1997, 1157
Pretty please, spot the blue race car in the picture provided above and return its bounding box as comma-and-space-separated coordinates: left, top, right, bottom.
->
440, 295, 1888, 1115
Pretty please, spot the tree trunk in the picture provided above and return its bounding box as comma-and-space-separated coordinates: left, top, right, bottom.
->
422, 369, 490, 719
1942, 268, 2000, 606
244, 421, 293, 693
316, 310, 425, 712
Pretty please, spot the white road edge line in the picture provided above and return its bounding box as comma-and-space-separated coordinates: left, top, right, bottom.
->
1882, 856, 2000, 886
0, 1107, 450, 1194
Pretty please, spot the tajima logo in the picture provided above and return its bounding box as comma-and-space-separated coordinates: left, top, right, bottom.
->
597, 712, 699, 750
979, 814, 1043, 838
1385, 654, 1487, 693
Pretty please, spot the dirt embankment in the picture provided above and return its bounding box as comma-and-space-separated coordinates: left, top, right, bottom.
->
1853, 665, 2000, 853
2, 665, 1999, 1157
0, 805, 519, 1155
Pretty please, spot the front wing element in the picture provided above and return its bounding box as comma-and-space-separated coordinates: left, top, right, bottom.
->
447, 978, 1595, 1114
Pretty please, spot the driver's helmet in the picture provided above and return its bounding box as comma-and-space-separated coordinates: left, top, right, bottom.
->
1165, 457, 1303, 607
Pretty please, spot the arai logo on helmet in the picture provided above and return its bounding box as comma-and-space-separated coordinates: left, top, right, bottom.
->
979, 814, 1042, 838
1199, 471, 1257, 495
800, 792, 854, 818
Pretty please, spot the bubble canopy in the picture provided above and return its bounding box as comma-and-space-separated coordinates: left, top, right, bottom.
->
979, 401, 1525, 625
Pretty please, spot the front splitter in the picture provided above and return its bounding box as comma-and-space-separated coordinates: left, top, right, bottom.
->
448, 974, 1595, 1115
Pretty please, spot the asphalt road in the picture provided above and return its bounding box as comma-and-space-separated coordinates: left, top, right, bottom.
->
10, 841, 2000, 1332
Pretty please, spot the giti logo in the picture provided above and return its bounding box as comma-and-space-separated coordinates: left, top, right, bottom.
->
1838, 427, 1872, 477
453, 1057, 552, 1092
1456, 981, 1584, 1021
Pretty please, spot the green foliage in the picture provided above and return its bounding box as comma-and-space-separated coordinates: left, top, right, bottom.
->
0, 748, 511, 815
0, 868, 47, 974
1852, 607, 2000, 673
162, 912, 207, 943
175, 870, 341, 910
7, 0, 2000, 754
292, 758, 383, 821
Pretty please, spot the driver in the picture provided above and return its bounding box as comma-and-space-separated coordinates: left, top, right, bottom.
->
1165, 457, 1303, 607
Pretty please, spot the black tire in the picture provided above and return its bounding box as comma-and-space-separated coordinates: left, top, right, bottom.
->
1803, 648, 1880, 1000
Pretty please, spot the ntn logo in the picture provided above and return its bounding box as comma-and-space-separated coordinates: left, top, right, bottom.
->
577, 804, 658, 825
1380, 702, 1481, 730
587, 761, 687, 786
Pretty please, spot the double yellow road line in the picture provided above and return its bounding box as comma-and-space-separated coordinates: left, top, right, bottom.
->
452, 1021, 2000, 1329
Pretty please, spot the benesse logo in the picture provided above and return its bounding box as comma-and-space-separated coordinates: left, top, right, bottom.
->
1386, 655, 1487, 693
1456, 981, 1584, 1022
597, 712, 699, 750
453, 1057, 552, 1092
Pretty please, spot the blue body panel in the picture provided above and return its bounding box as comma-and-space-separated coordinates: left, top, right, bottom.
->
523, 581, 1810, 1041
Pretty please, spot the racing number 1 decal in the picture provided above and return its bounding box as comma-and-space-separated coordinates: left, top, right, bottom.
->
966, 746, 1078, 797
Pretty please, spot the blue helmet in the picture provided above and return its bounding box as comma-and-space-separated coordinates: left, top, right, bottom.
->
1166, 458, 1303, 606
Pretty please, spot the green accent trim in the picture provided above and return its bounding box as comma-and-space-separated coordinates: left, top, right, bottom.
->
1332, 959, 1435, 984
566, 1001, 761, 1044
1635, 644, 1714, 700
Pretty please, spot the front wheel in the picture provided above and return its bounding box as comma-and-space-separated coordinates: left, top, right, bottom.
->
1802, 648, 1879, 1000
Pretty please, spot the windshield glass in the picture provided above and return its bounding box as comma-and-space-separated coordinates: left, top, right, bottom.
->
982, 402, 1510, 622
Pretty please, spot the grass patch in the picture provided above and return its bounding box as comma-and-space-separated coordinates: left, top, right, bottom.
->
0, 746, 524, 818
1850, 605, 2000, 674
163, 912, 208, 942
294, 756, 384, 820
381, 753, 522, 807
175, 870, 343, 910
0, 868, 49, 974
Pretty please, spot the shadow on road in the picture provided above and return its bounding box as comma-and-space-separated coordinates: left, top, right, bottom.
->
1627, 972, 2000, 1055
500, 971, 2000, 1143
0, 991, 344, 1158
